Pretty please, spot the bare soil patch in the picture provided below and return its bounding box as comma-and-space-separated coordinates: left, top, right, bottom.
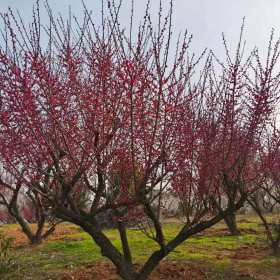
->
60, 262, 207, 280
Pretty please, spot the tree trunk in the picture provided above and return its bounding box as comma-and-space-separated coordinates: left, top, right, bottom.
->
272, 241, 280, 256
9, 207, 49, 245
136, 249, 166, 280
117, 221, 133, 264
16, 215, 43, 244
54, 197, 247, 280
9, 207, 37, 243
30, 236, 43, 245
224, 212, 240, 235
80, 222, 137, 280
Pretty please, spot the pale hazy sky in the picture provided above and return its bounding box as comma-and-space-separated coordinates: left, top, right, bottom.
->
0, 0, 280, 58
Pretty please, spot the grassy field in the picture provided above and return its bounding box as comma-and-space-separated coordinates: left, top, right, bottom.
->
0, 215, 279, 280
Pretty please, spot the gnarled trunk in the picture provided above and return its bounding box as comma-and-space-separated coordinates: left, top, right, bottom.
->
9, 204, 56, 245
55, 197, 246, 280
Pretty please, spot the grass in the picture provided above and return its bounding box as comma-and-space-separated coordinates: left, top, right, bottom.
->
0, 215, 279, 279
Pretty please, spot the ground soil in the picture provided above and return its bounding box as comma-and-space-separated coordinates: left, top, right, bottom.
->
59, 262, 210, 280
1, 222, 279, 280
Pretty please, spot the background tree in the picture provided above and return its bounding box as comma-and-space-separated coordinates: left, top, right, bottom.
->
247, 127, 280, 255
172, 28, 280, 236
0, 168, 60, 244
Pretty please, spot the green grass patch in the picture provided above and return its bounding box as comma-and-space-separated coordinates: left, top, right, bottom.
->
1, 214, 279, 280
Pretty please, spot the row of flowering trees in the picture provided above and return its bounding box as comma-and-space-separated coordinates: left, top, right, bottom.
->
0, 1, 280, 279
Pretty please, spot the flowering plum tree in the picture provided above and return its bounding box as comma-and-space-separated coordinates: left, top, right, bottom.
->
247, 126, 280, 255
0, 1, 279, 279
181, 29, 280, 236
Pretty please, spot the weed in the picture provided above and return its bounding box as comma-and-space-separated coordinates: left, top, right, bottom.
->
0, 231, 17, 274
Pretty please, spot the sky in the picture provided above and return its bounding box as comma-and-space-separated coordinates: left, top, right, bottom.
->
0, 0, 280, 59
